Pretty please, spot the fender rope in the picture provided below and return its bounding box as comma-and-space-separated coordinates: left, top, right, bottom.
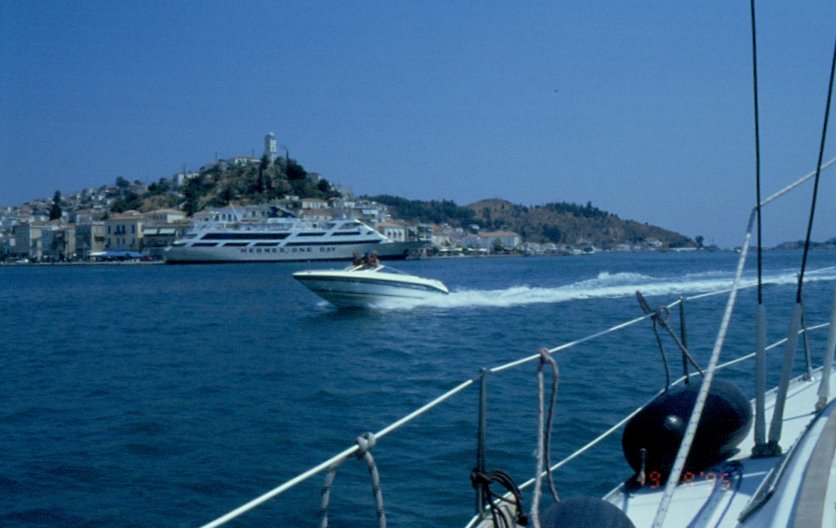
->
319, 432, 386, 528
531, 348, 560, 527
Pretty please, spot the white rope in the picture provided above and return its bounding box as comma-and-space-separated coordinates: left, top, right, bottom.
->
531, 348, 560, 527
319, 465, 338, 528
318, 433, 386, 528
356, 432, 387, 528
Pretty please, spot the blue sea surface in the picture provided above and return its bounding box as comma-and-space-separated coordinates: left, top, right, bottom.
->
2, 250, 835, 527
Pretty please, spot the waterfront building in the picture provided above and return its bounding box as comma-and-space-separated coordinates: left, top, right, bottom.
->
41, 224, 76, 261
462, 230, 522, 253
13, 222, 43, 260
105, 212, 144, 253
143, 209, 186, 224
141, 209, 188, 260
142, 225, 178, 260
74, 222, 107, 260
414, 224, 435, 243
0, 232, 16, 259
378, 221, 408, 243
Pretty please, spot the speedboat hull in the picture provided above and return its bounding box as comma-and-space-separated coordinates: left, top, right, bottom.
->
293, 266, 448, 307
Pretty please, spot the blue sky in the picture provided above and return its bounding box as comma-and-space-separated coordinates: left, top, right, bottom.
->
1, 1, 834, 248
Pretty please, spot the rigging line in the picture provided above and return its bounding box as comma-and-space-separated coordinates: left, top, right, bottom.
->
760, 156, 835, 207
797, 36, 836, 304
490, 312, 657, 374
750, 0, 764, 305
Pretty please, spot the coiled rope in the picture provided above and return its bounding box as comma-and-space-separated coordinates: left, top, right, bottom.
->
470, 468, 528, 528
531, 348, 560, 527
319, 432, 386, 528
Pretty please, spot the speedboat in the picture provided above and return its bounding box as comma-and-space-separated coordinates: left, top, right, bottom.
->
293, 264, 449, 307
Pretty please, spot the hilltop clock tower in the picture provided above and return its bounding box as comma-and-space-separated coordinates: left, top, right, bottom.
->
264, 132, 277, 164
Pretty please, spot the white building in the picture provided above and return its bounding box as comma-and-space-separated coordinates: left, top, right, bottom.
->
462, 231, 522, 252
105, 212, 144, 252
143, 208, 186, 225
378, 221, 407, 242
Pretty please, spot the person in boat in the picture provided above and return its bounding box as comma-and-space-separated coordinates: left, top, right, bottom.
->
367, 251, 379, 267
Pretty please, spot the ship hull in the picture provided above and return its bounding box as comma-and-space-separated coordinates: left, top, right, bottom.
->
164, 240, 424, 264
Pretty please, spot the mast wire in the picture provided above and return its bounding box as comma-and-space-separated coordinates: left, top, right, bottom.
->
797, 36, 836, 304
749, 0, 764, 305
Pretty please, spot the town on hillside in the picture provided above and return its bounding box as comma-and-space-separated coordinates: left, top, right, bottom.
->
1, 133, 695, 264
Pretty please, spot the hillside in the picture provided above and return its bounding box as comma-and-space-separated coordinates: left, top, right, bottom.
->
469, 199, 694, 248
367, 196, 695, 249
58, 164, 696, 249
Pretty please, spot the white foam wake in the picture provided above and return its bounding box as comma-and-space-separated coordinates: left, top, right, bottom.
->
374, 266, 836, 311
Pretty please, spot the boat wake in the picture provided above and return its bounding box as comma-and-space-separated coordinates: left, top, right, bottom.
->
372, 265, 836, 310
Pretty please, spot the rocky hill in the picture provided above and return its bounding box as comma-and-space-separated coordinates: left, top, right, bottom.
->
773, 237, 836, 250
468, 199, 694, 249
367, 195, 695, 249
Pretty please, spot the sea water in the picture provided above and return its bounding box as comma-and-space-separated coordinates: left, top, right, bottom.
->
2, 250, 835, 527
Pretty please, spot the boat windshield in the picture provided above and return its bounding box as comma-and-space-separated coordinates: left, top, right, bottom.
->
345, 264, 409, 275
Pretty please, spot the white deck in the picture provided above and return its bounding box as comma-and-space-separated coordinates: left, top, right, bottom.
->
603, 366, 836, 527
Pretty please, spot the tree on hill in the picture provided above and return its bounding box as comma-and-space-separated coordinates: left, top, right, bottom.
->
49, 191, 62, 221
286, 159, 307, 181
111, 191, 142, 213
364, 195, 476, 225
164, 157, 338, 215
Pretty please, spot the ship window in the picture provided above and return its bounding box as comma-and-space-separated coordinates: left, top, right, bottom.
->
203, 233, 289, 240
192, 242, 218, 247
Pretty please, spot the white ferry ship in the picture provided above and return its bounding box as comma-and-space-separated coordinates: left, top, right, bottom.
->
164, 206, 424, 264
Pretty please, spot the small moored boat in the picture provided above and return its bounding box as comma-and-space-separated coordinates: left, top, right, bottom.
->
293, 264, 449, 308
